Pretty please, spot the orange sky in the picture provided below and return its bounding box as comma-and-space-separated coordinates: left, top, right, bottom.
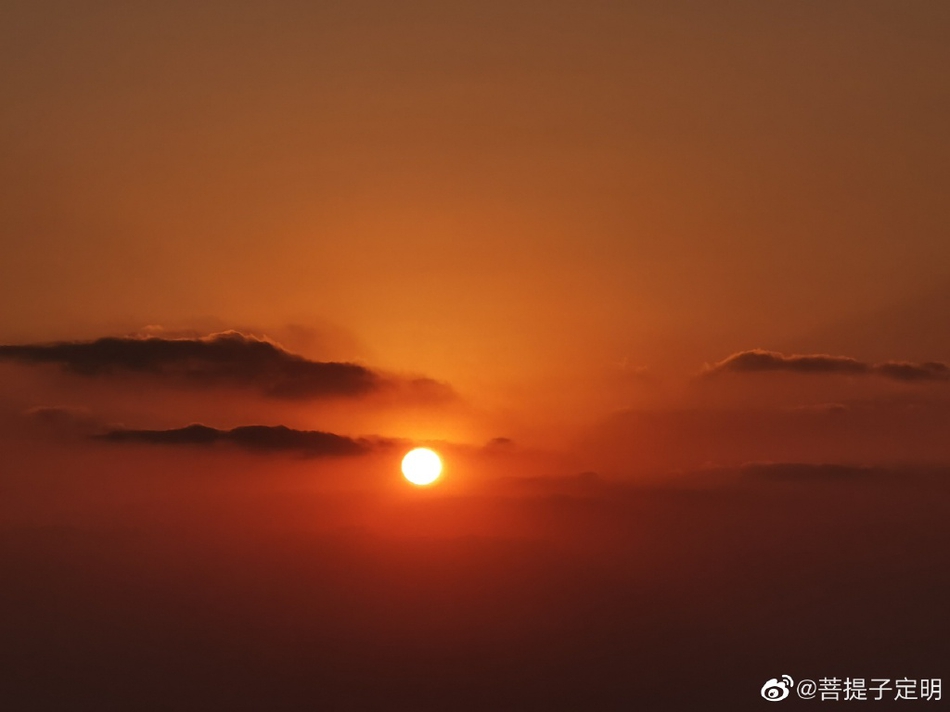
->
3, 6, 950, 709
2, 0, 950, 464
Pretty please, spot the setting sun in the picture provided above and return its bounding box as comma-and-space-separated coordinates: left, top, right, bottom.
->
401, 447, 443, 486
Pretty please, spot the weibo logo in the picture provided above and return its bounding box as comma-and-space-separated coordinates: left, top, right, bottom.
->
761, 675, 793, 701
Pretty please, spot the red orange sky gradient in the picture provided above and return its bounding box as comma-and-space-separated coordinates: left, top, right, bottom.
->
1, 2, 949, 710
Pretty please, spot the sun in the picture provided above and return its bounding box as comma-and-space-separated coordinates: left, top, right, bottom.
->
401, 447, 443, 486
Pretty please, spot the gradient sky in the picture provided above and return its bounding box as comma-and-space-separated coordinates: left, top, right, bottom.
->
4, 1, 950, 436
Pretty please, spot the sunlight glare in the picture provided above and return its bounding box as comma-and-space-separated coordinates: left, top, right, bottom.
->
401, 447, 442, 486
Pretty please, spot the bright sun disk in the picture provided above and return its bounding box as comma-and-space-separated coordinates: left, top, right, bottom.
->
401, 447, 442, 486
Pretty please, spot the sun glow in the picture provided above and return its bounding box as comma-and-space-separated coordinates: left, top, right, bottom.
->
401, 447, 443, 486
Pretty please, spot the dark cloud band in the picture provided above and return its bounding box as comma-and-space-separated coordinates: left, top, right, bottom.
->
704, 349, 950, 382
96, 424, 391, 457
0, 331, 383, 399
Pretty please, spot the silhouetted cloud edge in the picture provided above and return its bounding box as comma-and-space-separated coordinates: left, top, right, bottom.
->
703, 349, 950, 382
0, 331, 455, 401
95, 424, 398, 457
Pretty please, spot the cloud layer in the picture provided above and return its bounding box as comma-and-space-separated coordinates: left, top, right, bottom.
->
97, 424, 391, 457
0, 331, 449, 400
704, 349, 950, 382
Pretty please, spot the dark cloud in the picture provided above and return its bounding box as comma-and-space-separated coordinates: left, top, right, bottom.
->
704, 349, 950, 382
704, 350, 869, 376
0, 331, 451, 400
97, 424, 393, 457
874, 360, 950, 382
